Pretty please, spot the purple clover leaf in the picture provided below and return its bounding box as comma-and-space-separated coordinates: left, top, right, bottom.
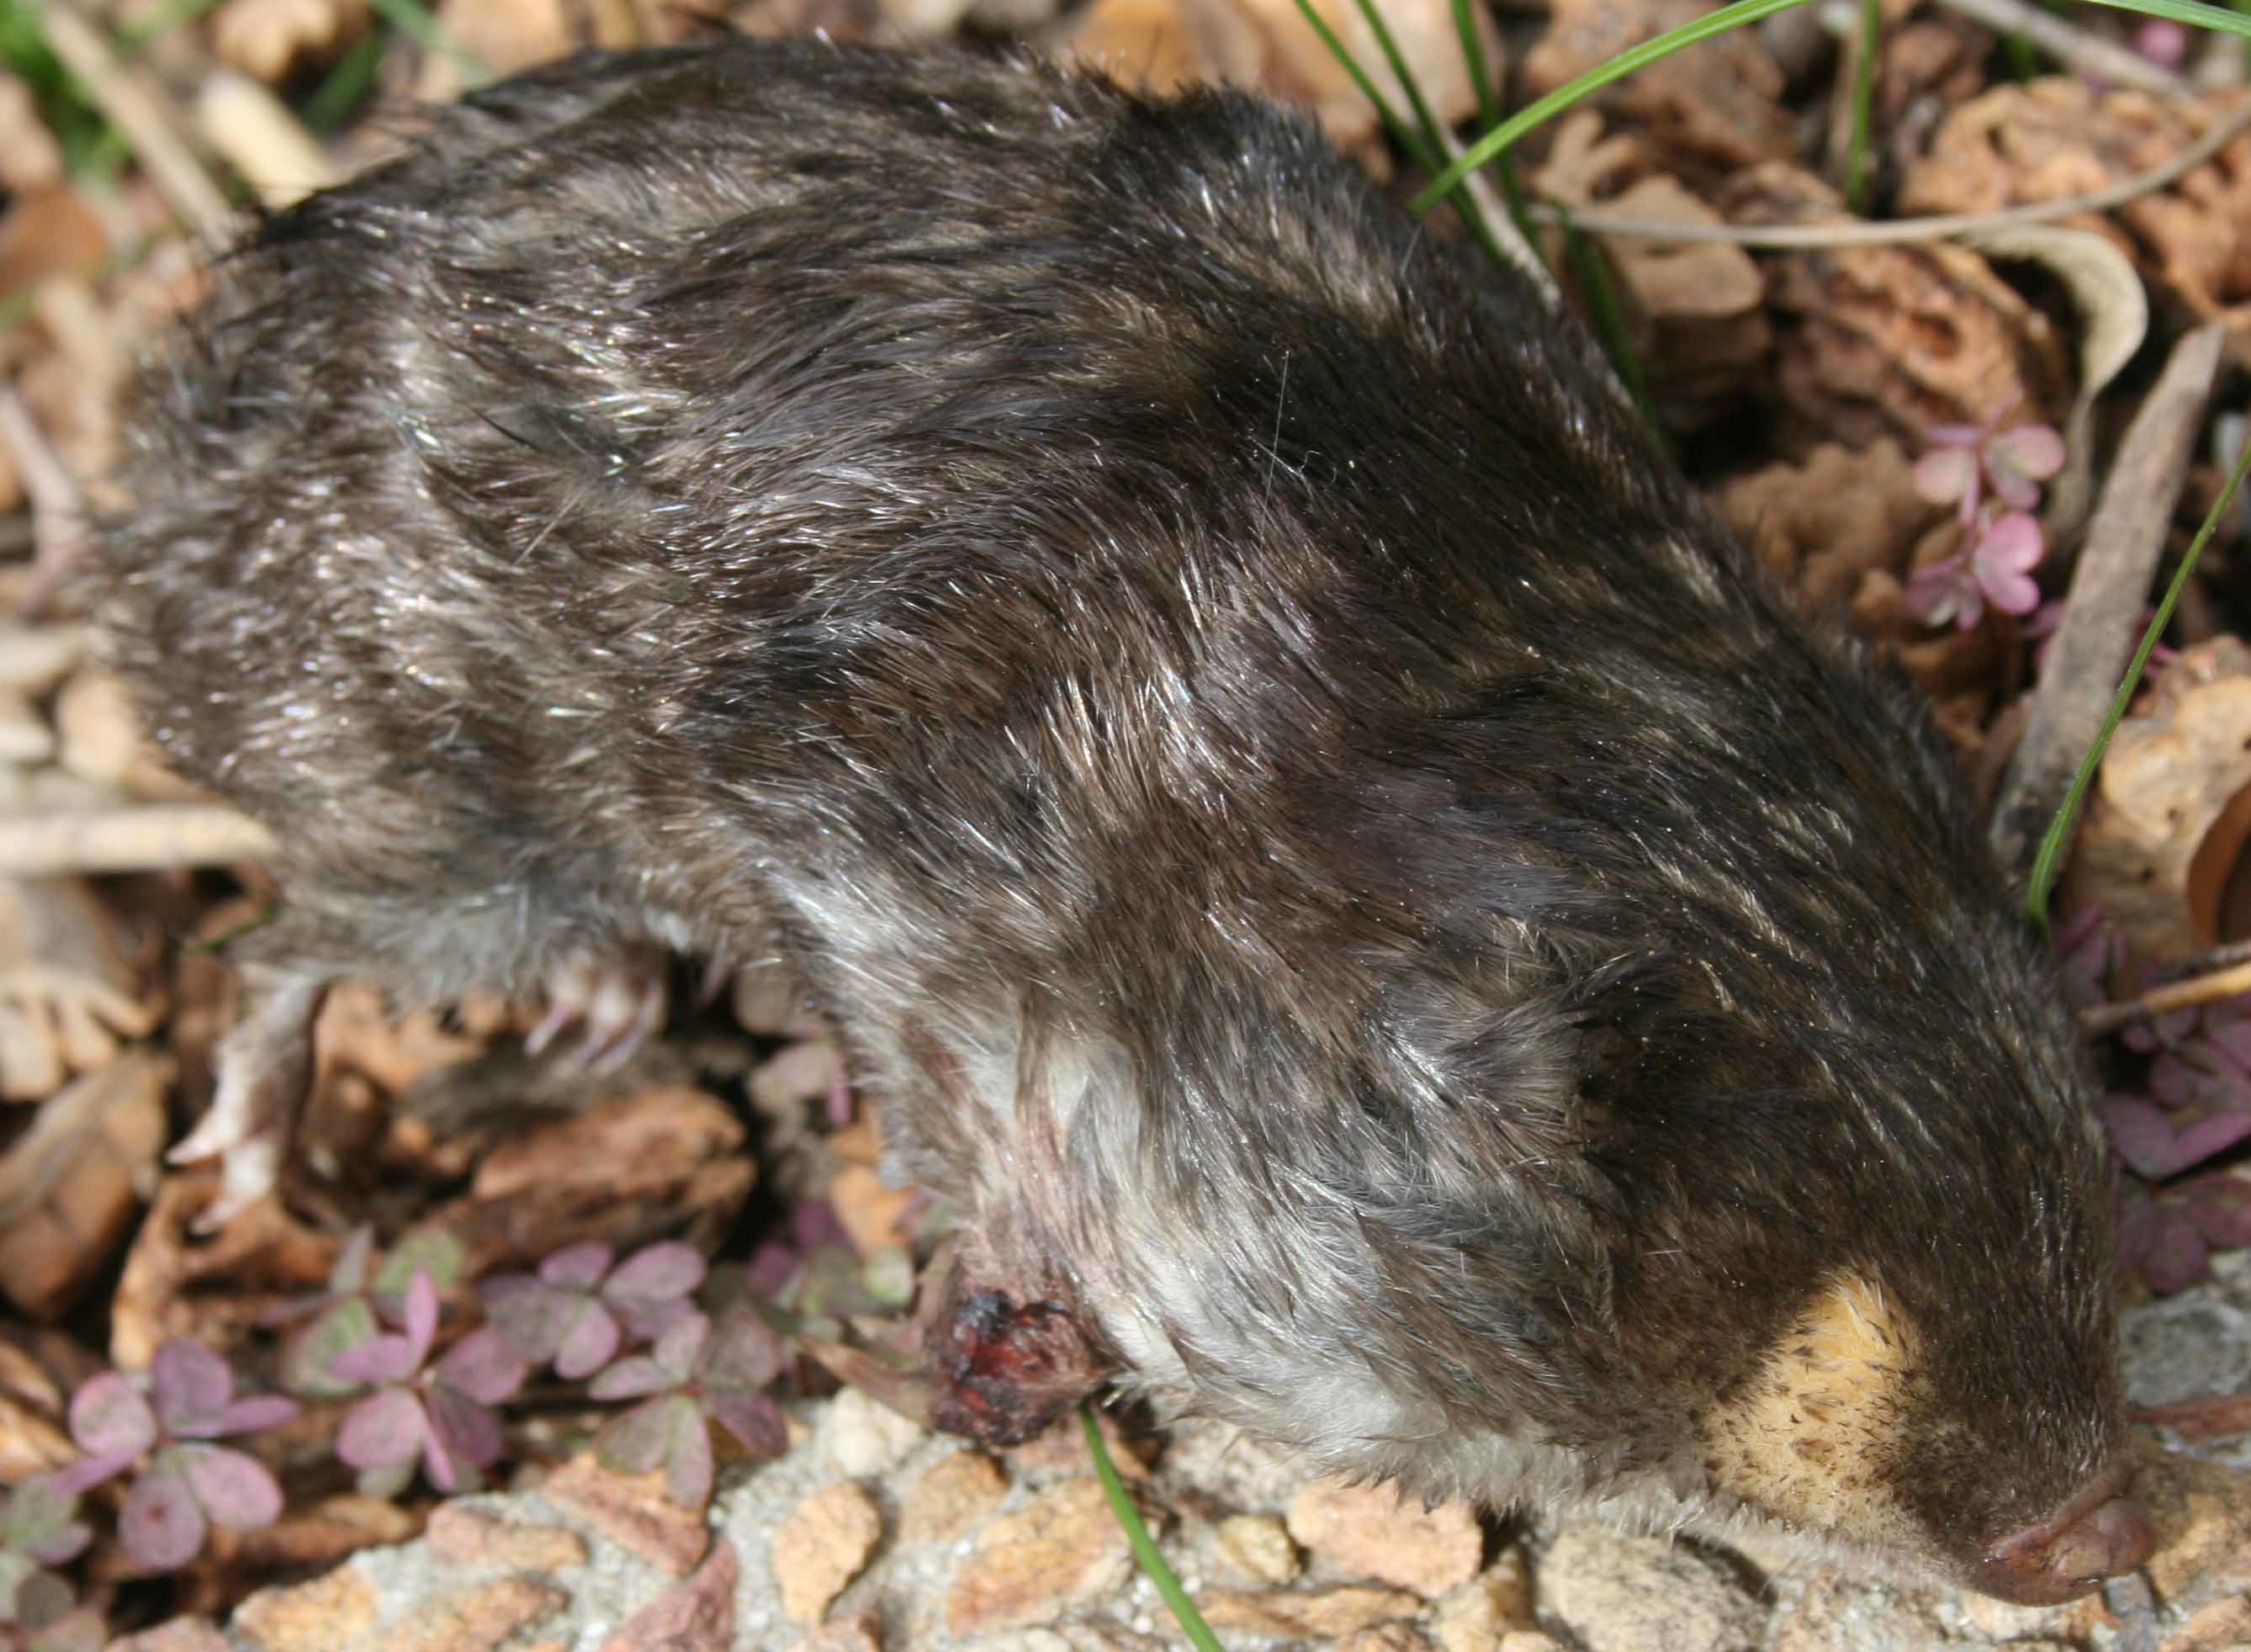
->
331, 1270, 529, 1499
589, 1309, 787, 1508
2, 1572, 103, 1652
0, 1481, 87, 1574
481, 1240, 706, 1379
0, 1476, 90, 1626
2052, 906, 2120, 1014
52, 1341, 296, 1570
2099, 1096, 2251, 1181
2121, 1173, 2251, 1294
267, 1225, 386, 1400
2121, 1181, 2211, 1294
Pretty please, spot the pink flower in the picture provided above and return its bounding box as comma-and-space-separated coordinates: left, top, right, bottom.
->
1912, 400, 2066, 526
1969, 511, 2044, 615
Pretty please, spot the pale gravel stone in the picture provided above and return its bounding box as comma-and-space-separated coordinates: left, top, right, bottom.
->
823, 1385, 930, 1478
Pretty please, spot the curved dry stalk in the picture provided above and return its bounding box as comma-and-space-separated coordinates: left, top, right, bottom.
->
1525, 95, 2251, 246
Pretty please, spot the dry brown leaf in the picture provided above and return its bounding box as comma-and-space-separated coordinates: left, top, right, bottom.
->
2062, 638, 2251, 965
1709, 438, 1936, 612
209, 0, 371, 82
429, 1085, 755, 1279
0, 877, 159, 1103
420, 0, 706, 99
1523, 0, 1793, 181
1717, 161, 2068, 447
0, 74, 62, 194
0, 1053, 170, 1320
1530, 114, 1768, 424
1901, 82, 2251, 368
0, 188, 109, 306
110, 1173, 342, 1368
1066, 0, 1499, 151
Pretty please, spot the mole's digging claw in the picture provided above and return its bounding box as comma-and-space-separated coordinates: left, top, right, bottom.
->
527, 948, 670, 1070
172, 976, 326, 1231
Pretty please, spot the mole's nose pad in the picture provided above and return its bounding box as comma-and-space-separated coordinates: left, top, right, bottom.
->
1975, 1488, 2154, 1605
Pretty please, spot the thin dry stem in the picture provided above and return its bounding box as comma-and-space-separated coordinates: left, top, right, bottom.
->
1528, 95, 2250, 246
0, 806, 278, 875
36, 3, 238, 246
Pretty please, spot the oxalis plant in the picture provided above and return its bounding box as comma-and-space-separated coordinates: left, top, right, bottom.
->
27, 1209, 909, 1637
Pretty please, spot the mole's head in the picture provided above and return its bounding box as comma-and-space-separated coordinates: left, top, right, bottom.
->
1123, 635, 2153, 1607
1303, 681, 2151, 1605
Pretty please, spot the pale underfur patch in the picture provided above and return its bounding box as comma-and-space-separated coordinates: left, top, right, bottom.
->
1697, 1272, 1924, 1554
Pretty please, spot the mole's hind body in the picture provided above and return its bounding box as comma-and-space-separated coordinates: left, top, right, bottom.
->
95, 39, 2149, 1602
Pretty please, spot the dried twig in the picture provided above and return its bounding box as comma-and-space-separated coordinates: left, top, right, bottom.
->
1989, 324, 2226, 879
34, 3, 238, 247
1928, 0, 2187, 94
0, 385, 88, 621
0, 807, 278, 876
2084, 958, 2251, 1035
1523, 96, 2251, 246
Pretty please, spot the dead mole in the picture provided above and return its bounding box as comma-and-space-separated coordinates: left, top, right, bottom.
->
89, 37, 2150, 1602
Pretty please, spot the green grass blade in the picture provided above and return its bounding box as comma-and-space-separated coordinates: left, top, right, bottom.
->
1412, 0, 1814, 210
364, 0, 487, 86
1842, 0, 1879, 211
1081, 1405, 1226, 1652
2079, 0, 2251, 35
2027, 422, 2251, 927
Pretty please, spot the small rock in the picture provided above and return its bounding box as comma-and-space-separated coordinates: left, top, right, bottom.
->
792, 1610, 884, 1652
824, 1385, 928, 1477
1767, 1570, 1947, 1652
1287, 1477, 1482, 1596
1008, 1408, 1150, 1480
381, 1576, 569, 1652
1952, 1587, 2082, 1641
602, 1536, 739, 1652
974, 1624, 1167, 1652
1498, 1636, 1566, 1652
230, 1563, 382, 1650
1211, 1512, 1299, 1586
1539, 1528, 1765, 1652
775, 1480, 885, 1623
426, 1504, 588, 1573
2161, 1594, 2251, 1652
107, 1622, 230, 1652
542, 1453, 710, 1577
1162, 1416, 1307, 1510
1196, 1585, 1422, 1637
902, 1449, 1009, 1543
945, 1477, 1136, 1636
1337, 1626, 1434, 1652
1432, 1549, 1533, 1652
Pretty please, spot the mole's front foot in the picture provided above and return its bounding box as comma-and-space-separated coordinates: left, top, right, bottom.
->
924, 1258, 1118, 1447
526, 945, 670, 1071
168, 973, 326, 1230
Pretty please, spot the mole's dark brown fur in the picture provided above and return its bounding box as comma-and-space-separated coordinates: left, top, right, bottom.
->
91, 39, 2148, 1602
